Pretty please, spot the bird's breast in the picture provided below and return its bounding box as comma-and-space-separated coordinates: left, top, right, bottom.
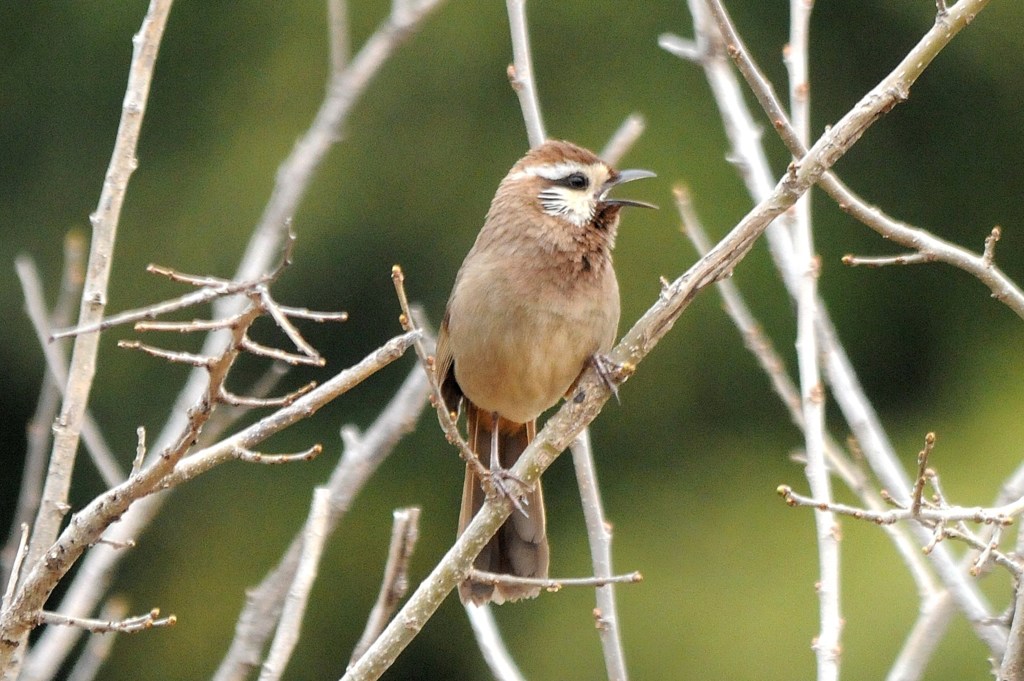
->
446, 253, 619, 424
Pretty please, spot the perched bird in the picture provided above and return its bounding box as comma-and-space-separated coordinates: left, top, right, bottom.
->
434, 140, 655, 605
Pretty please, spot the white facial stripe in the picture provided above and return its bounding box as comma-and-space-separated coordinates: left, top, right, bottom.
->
538, 187, 592, 226
507, 161, 602, 182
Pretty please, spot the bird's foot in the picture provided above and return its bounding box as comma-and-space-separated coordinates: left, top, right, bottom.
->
590, 353, 634, 404
480, 467, 531, 518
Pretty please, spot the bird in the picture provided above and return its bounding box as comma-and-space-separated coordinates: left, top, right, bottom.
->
434, 139, 655, 605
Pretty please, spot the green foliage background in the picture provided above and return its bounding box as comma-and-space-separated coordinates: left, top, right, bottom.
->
2, 2, 1023, 679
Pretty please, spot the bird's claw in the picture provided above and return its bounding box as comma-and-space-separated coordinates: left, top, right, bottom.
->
482, 468, 531, 518
591, 353, 632, 403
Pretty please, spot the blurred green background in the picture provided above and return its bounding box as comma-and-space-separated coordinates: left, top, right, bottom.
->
3, 1, 1024, 679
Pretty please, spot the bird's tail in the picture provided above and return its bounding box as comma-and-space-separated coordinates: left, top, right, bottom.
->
458, 401, 549, 605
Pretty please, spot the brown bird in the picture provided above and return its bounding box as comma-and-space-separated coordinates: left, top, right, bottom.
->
434, 140, 655, 605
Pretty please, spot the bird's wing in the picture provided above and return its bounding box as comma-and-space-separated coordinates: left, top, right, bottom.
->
435, 309, 462, 415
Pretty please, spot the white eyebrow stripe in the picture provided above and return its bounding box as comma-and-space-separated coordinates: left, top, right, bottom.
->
507, 161, 597, 182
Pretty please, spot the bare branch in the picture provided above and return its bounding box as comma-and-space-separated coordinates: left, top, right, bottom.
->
842, 253, 932, 268
350, 508, 421, 666
5, 233, 85, 584
16, 2, 444, 673
327, 0, 349, 74
133, 318, 237, 333
687, 0, 1005, 656
239, 336, 324, 367
571, 429, 629, 681
600, 114, 646, 167
14, 256, 123, 487
258, 489, 332, 681
1000, 581, 1024, 681
780, 0, 844, 672
464, 605, 526, 681
777, 486, 1020, 527
117, 340, 211, 366
218, 381, 316, 408
37, 608, 175, 635
231, 445, 323, 465
8, 4, 174, 673
468, 569, 641, 591
506, 0, 546, 147
390, 266, 496, 493
276, 304, 349, 323
2, 526, 28, 615
63, 599, 129, 681
700, 0, 1024, 320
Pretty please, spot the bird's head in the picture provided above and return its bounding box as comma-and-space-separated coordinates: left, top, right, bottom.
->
502, 140, 656, 230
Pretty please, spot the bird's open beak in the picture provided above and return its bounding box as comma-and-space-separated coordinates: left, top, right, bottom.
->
599, 169, 658, 209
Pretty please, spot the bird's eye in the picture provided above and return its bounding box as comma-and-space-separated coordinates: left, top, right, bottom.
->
560, 172, 589, 190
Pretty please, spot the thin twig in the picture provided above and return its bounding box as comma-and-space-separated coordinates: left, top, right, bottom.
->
390, 266, 498, 495
4, 233, 84, 584
468, 569, 641, 591
231, 445, 323, 465
464, 605, 527, 681
239, 336, 324, 367
600, 114, 646, 167
327, 0, 349, 74
782, 0, 843, 674
571, 429, 629, 681
350, 508, 421, 666
506, 0, 546, 147
842, 253, 932, 268
258, 489, 332, 681
1000, 580, 1024, 680
63, 599, 129, 681
2, 526, 29, 614
37, 608, 175, 634
910, 433, 936, 517
14, 257, 123, 488
118, 340, 211, 366
778, 486, 1021, 527
218, 381, 316, 408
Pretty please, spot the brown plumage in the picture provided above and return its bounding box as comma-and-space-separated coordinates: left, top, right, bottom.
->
434, 140, 654, 605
